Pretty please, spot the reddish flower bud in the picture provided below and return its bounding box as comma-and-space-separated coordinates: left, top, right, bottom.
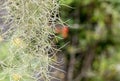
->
55, 24, 69, 38
61, 26, 69, 38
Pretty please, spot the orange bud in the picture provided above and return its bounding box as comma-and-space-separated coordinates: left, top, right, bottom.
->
55, 25, 69, 38
61, 26, 69, 38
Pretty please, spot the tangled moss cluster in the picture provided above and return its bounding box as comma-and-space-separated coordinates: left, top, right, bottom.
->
0, 0, 60, 81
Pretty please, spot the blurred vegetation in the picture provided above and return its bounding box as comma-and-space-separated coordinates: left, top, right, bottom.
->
1, 0, 120, 81
57, 0, 120, 81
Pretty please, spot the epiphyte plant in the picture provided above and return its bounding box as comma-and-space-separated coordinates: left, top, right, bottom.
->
0, 0, 60, 81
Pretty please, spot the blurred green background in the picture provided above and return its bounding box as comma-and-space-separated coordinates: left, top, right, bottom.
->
56, 0, 120, 81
